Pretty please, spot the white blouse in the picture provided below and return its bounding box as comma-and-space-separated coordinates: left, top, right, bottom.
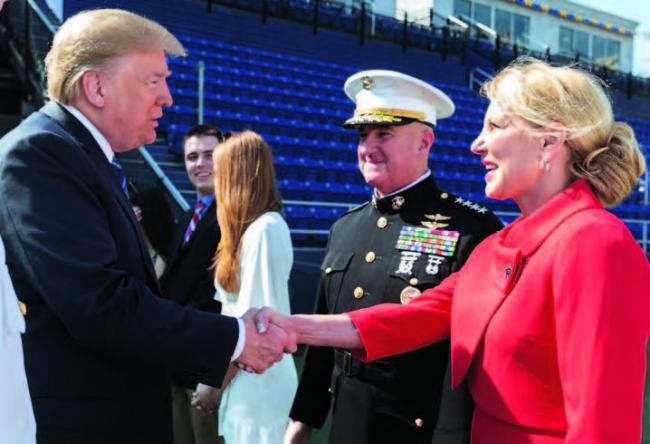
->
214, 211, 297, 444
0, 237, 36, 443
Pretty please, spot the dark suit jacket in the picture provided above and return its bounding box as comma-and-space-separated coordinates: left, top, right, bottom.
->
160, 201, 222, 389
0, 102, 238, 444
159, 200, 221, 313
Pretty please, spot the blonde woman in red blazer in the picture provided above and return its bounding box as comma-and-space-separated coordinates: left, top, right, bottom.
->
262, 58, 649, 443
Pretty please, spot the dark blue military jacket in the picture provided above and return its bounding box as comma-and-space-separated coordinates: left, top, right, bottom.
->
291, 175, 503, 444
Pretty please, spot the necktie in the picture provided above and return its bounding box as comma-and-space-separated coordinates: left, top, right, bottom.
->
184, 200, 206, 244
111, 157, 129, 199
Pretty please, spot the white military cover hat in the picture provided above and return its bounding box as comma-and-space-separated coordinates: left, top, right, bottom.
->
343, 70, 455, 128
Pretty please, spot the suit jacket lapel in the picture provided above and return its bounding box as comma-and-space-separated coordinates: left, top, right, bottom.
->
40, 102, 158, 285
186, 201, 216, 247
166, 200, 217, 271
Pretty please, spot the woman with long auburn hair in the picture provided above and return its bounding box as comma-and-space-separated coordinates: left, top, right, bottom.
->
193, 130, 297, 443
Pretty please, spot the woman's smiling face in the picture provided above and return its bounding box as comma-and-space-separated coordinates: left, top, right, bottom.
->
470, 101, 545, 204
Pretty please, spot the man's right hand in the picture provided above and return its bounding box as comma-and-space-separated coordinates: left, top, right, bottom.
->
283, 419, 312, 444
235, 308, 297, 373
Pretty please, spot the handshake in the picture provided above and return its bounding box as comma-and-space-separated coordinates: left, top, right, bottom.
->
234, 307, 360, 373
235, 307, 298, 373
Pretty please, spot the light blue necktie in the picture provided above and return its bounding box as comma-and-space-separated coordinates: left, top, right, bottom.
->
111, 157, 129, 199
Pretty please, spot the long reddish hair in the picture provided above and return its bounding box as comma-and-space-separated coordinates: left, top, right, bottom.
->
212, 130, 282, 293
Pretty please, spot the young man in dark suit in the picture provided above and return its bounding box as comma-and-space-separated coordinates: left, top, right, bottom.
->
160, 124, 225, 444
0, 9, 293, 444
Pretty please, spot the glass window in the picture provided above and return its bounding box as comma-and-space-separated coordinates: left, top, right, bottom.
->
608, 40, 621, 67
592, 35, 620, 68
513, 13, 529, 47
453, 0, 471, 20
559, 27, 573, 55
592, 35, 607, 62
574, 30, 589, 57
473, 3, 492, 27
495, 8, 512, 42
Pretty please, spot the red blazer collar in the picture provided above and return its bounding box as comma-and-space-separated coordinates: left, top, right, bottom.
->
499, 179, 603, 257
451, 179, 603, 388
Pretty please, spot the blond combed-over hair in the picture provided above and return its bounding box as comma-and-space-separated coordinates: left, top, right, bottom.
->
482, 56, 646, 207
212, 131, 283, 294
45, 8, 185, 104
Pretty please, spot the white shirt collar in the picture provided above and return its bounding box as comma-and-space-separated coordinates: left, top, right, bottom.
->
375, 169, 432, 199
61, 103, 114, 163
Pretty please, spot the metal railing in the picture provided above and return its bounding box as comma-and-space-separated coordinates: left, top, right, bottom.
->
468, 66, 492, 93
197, 60, 205, 125
137, 147, 190, 211
280, 200, 649, 254
1, 0, 58, 107
200, 0, 650, 99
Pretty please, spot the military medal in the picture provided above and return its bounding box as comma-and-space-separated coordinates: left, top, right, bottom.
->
421, 213, 451, 230
395, 225, 460, 257
400, 286, 421, 304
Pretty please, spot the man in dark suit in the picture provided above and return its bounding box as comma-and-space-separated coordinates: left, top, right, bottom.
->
160, 124, 225, 444
284, 71, 503, 444
0, 9, 292, 444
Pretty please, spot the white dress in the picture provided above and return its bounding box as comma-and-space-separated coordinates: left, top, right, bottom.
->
214, 211, 298, 444
0, 237, 36, 444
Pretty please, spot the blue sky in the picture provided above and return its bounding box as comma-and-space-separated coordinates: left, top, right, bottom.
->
570, 0, 649, 76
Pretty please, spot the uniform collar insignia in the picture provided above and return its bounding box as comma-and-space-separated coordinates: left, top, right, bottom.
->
361, 76, 375, 90
391, 195, 405, 210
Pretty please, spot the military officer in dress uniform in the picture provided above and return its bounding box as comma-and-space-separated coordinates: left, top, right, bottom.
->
285, 70, 503, 444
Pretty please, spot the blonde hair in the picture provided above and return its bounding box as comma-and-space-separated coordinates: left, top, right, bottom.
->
45, 8, 184, 104
482, 56, 646, 207
213, 131, 283, 293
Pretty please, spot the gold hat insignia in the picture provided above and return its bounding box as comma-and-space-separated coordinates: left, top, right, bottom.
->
361, 76, 375, 90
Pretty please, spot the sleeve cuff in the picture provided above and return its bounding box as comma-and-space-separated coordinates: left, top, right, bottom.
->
230, 318, 245, 361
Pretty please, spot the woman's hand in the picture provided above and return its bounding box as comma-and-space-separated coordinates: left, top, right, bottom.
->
191, 383, 222, 415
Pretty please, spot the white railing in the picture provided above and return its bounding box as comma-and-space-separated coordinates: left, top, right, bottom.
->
197, 60, 206, 125
468, 66, 493, 93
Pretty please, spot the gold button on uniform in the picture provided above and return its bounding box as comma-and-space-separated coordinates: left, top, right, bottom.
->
325, 267, 332, 275
353, 287, 364, 299
365, 251, 376, 263
376, 217, 388, 228
409, 277, 418, 286
440, 192, 448, 199
414, 418, 424, 428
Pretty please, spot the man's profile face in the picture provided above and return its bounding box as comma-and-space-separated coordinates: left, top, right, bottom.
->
184, 135, 218, 195
357, 123, 432, 196
97, 49, 172, 152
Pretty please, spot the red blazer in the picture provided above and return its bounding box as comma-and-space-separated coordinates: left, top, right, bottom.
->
350, 179, 649, 443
